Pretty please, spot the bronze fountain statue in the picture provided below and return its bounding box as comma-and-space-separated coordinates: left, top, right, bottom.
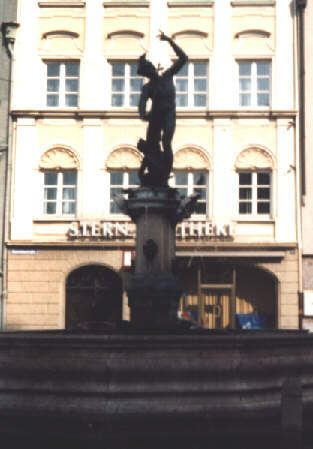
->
136, 32, 188, 186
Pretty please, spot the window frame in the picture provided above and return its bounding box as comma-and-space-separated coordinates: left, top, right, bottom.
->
42, 170, 77, 217
238, 170, 272, 218
237, 59, 271, 108
109, 61, 143, 108
172, 170, 209, 216
175, 60, 209, 108
45, 60, 80, 108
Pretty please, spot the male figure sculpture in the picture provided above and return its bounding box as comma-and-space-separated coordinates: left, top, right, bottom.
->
137, 32, 188, 186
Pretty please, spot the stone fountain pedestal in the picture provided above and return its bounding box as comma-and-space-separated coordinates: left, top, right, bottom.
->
126, 187, 183, 328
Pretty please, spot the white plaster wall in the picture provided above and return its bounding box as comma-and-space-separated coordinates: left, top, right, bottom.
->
302, 0, 313, 254
274, 0, 295, 110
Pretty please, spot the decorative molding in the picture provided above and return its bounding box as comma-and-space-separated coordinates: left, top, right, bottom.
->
235, 147, 274, 170
38, 2, 85, 7
235, 29, 271, 39
172, 30, 208, 39
174, 146, 210, 170
105, 147, 142, 169
42, 31, 79, 39
107, 30, 144, 39
39, 148, 80, 170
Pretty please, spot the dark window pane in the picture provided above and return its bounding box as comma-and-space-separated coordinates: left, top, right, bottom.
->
193, 172, 206, 185
175, 172, 188, 185
239, 188, 252, 200
63, 188, 76, 200
130, 78, 142, 92
257, 188, 270, 199
66, 79, 79, 92
111, 172, 123, 185
240, 93, 250, 106
112, 64, 125, 76
194, 94, 206, 106
47, 79, 59, 92
63, 202, 76, 214
194, 188, 206, 200
112, 94, 124, 107
257, 93, 269, 106
257, 202, 270, 214
112, 79, 125, 92
65, 63, 79, 77
257, 61, 270, 76
239, 62, 251, 76
176, 64, 188, 76
177, 188, 188, 197
257, 172, 270, 185
47, 95, 59, 107
44, 172, 57, 185
44, 202, 56, 214
194, 63, 207, 76
130, 63, 139, 76
239, 202, 252, 214
257, 78, 269, 91
195, 202, 206, 214
239, 173, 252, 185
194, 79, 207, 91
239, 79, 251, 91
130, 94, 140, 107
129, 172, 140, 185
176, 94, 188, 107
66, 95, 78, 107
63, 172, 77, 185
44, 188, 57, 200
47, 64, 60, 77
176, 79, 188, 92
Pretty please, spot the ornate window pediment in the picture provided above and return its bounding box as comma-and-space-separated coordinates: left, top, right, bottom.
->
235, 30, 271, 39
105, 147, 142, 170
40, 30, 83, 54
39, 147, 80, 170
173, 147, 210, 170
233, 29, 273, 54
235, 147, 274, 170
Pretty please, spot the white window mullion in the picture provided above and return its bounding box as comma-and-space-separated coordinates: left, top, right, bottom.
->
188, 63, 193, 107
125, 64, 130, 107
57, 172, 63, 215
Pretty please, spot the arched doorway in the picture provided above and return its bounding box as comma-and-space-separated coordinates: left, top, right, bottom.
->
65, 265, 122, 330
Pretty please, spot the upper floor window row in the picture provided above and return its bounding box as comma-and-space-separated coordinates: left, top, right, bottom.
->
45, 59, 271, 109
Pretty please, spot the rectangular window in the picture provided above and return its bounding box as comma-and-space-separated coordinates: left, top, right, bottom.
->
238, 171, 271, 216
110, 171, 140, 213
43, 171, 77, 215
111, 62, 143, 107
238, 60, 271, 107
175, 61, 208, 108
174, 171, 208, 214
46, 62, 79, 108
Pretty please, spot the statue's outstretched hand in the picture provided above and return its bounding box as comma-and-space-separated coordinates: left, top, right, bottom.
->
158, 31, 170, 42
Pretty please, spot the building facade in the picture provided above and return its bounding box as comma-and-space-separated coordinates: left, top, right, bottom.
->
7, 0, 300, 330
0, 0, 18, 330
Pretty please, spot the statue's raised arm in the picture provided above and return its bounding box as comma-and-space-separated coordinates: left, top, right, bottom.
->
159, 32, 188, 76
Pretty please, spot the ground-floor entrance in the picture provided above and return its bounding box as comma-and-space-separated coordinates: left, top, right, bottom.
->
178, 261, 277, 329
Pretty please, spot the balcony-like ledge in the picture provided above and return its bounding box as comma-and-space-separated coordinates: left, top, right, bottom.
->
11, 109, 298, 120
38, 1, 85, 7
